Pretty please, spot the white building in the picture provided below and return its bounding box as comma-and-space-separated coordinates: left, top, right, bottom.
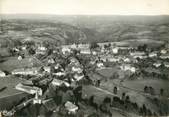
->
36, 50, 46, 55
96, 62, 104, 68
65, 101, 78, 114
15, 83, 42, 96
21, 46, 26, 50
130, 51, 147, 59
38, 46, 47, 51
51, 79, 70, 87
149, 52, 157, 58
92, 51, 97, 55
80, 49, 91, 54
48, 58, 55, 64
161, 49, 167, 54
106, 56, 121, 62
18, 56, 23, 60
153, 63, 161, 68
12, 68, 38, 75
53, 72, 66, 76
44, 66, 51, 73
0, 70, 6, 77
123, 57, 131, 63
62, 47, 71, 54
164, 62, 169, 68
73, 73, 84, 81
72, 66, 83, 74
130, 52, 145, 56
160, 54, 169, 59
112, 47, 119, 54
120, 64, 136, 73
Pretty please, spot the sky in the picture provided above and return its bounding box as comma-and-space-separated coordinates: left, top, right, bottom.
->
0, 0, 169, 15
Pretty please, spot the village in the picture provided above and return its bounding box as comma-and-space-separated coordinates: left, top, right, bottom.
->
0, 37, 169, 117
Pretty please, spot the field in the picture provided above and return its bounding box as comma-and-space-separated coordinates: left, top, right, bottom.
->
0, 76, 28, 110
0, 56, 40, 72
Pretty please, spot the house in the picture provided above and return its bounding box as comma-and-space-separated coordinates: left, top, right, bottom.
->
18, 55, 23, 60
51, 79, 70, 87
21, 46, 26, 50
161, 49, 167, 54
92, 51, 97, 55
80, 49, 91, 54
65, 101, 78, 114
36, 49, 46, 55
13, 47, 19, 52
0, 70, 6, 77
106, 56, 121, 62
120, 64, 136, 73
77, 44, 90, 49
72, 66, 83, 74
69, 57, 79, 64
62, 47, 71, 54
53, 72, 66, 76
130, 52, 147, 59
130, 52, 145, 56
38, 46, 47, 51
15, 83, 42, 96
164, 62, 169, 68
12, 67, 39, 75
73, 73, 84, 81
48, 58, 55, 64
96, 61, 104, 68
112, 47, 119, 54
123, 57, 131, 63
149, 52, 157, 58
70, 43, 77, 49
44, 66, 51, 73
153, 63, 161, 68
160, 54, 169, 59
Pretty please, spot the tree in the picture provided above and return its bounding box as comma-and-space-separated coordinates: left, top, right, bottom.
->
73, 86, 82, 103
160, 88, 164, 96
144, 86, 148, 93
8, 48, 15, 56
137, 44, 147, 52
113, 96, 120, 102
121, 92, 126, 101
89, 95, 95, 105
103, 97, 111, 104
110, 72, 119, 80
28, 47, 35, 55
142, 104, 147, 116
96, 80, 101, 87
142, 44, 147, 52
149, 86, 155, 95
90, 42, 99, 50
113, 86, 117, 94
125, 95, 130, 103
13, 39, 22, 47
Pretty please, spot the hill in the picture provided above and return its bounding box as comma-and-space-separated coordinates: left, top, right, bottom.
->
0, 15, 169, 45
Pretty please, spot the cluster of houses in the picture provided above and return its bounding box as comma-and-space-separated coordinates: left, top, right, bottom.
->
1, 39, 169, 116
6, 40, 169, 79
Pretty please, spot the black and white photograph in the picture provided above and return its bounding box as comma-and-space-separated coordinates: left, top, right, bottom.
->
0, 0, 169, 116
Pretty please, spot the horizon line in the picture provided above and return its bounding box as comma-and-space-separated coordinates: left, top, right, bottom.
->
1, 13, 169, 16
